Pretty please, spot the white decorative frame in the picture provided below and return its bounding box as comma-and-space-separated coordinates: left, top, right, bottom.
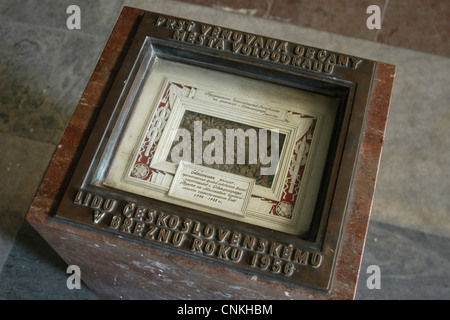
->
101, 59, 337, 235
150, 94, 302, 201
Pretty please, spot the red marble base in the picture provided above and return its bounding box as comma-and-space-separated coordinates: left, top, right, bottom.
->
26, 6, 395, 300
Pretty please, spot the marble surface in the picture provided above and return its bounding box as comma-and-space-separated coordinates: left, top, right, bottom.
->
175, 0, 450, 57
0, 134, 55, 269
0, 0, 448, 300
377, 0, 450, 57
179, 0, 387, 41
0, 222, 98, 300
357, 221, 450, 299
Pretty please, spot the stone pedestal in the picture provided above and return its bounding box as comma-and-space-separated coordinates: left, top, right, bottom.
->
26, 6, 395, 300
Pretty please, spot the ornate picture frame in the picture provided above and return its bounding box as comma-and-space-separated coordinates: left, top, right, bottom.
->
55, 11, 378, 291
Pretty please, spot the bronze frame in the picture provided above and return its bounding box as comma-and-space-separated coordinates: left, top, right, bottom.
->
55, 11, 376, 291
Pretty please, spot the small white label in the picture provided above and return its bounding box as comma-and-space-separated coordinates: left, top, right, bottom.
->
168, 162, 255, 216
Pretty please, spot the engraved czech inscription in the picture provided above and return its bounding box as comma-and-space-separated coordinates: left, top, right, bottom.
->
154, 15, 365, 75
72, 189, 324, 281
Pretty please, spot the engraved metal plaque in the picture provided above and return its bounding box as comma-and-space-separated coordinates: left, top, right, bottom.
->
56, 11, 377, 291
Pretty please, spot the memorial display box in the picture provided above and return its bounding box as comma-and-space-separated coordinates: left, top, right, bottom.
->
26, 7, 395, 299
